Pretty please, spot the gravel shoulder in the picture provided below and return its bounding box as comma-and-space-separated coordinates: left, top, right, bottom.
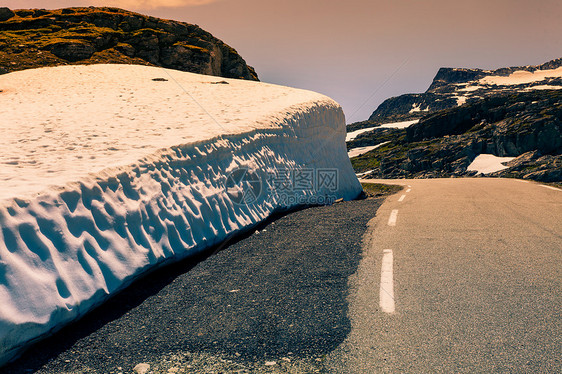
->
3, 197, 385, 374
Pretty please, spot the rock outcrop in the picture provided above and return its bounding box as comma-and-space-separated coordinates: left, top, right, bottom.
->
347, 57, 562, 183
0, 7, 14, 22
0, 7, 258, 80
347, 58, 562, 131
349, 90, 562, 182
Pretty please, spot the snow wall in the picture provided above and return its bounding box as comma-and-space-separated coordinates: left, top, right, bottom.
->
0, 65, 362, 364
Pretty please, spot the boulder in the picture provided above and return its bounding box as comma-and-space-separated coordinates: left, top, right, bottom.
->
160, 45, 192, 66
505, 150, 540, 170
120, 15, 144, 31
0, 7, 14, 21
524, 169, 562, 182
114, 43, 135, 57
46, 42, 96, 62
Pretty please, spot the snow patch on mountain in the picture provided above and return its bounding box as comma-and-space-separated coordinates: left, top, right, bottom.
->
378, 120, 420, 129
467, 154, 515, 175
480, 67, 562, 86
0, 64, 362, 365
347, 142, 390, 158
346, 127, 379, 142
525, 85, 562, 91
346, 120, 419, 143
362, 58, 562, 126
456, 96, 467, 106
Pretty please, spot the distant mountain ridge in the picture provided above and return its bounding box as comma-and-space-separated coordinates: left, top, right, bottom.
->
349, 58, 562, 131
347, 58, 562, 183
0, 6, 258, 80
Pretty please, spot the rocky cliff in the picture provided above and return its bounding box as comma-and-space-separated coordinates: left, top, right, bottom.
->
0, 7, 258, 80
349, 58, 562, 130
348, 58, 562, 183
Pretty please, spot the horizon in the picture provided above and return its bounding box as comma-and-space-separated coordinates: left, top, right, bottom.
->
5, 0, 562, 123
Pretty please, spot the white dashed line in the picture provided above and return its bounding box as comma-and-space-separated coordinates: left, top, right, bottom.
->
388, 210, 398, 226
541, 185, 562, 191
406, 188, 412, 193
380, 249, 395, 314
398, 195, 406, 202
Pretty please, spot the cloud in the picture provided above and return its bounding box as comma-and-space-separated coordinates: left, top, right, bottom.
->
88, 0, 223, 10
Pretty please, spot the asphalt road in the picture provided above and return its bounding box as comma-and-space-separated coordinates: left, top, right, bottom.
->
327, 178, 562, 373
2, 198, 384, 374
2, 178, 561, 373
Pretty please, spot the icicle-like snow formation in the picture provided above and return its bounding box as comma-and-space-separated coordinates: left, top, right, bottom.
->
0, 65, 361, 364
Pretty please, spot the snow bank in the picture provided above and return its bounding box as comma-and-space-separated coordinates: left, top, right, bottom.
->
0, 64, 362, 364
467, 154, 515, 175
479, 67, 562, 86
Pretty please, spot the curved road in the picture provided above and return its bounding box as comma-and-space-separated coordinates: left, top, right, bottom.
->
3, 198, 383, 373
328, 178, 561, 373
2, 178, 561, 373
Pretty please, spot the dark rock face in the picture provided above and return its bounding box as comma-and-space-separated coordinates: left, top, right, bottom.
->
427, 67, 486, 91
348, 57, 562, 183
406, 91, 562, 154
366, 93, 458, 124
47, 42, 96, 62
350, 90, 562, 182
353, 58, 562, 131
0, 7, 14, 22
0, 7, 258, 81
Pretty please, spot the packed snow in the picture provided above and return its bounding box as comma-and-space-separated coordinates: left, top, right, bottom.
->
456, 96, 467, 106
348, 142, 390, 158
409, 104, 427, 113
346, 126, 378, 142
0, 64, 362, 364
378, 119, 419, 129
346, 120, 419, 142
467, 154, 515, 175
355, 170, 374, 178
0, 64, 347, 200
524, 85, 562, 90
346, 120, 417, 158
458, 85, 482, 92
479, 67, 562, 86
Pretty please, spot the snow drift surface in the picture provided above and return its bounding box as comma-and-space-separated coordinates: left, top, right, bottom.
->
0, 64, 362, 364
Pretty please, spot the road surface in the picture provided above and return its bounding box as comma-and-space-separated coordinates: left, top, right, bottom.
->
2, 178, 561, 373
327, 178, 561, 373
3, 198, 383, 373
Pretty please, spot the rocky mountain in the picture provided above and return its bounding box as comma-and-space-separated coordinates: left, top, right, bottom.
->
349, 58, 562, 131
0, 7, 258, 80
347, 58, 562, 183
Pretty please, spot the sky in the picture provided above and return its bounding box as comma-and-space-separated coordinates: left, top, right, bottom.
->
5, 0, 562, 123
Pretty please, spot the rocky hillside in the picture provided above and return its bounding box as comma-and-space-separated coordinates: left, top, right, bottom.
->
0, 7, 258, 80
349, 58, 562, 131
348, 58, 562, 183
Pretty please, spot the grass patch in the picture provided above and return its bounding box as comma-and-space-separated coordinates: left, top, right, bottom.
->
360, 183, 404, 198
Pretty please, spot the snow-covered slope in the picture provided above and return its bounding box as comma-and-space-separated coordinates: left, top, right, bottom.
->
0, 64, 362, 365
